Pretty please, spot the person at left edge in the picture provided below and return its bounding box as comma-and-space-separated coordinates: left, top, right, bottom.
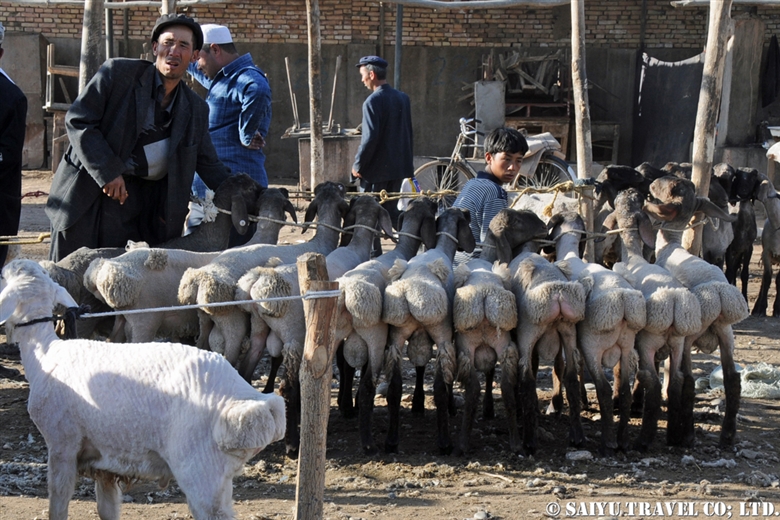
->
45, 13, 231, 262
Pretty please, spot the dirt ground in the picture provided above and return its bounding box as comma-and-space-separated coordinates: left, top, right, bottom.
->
2, 170, 780, 520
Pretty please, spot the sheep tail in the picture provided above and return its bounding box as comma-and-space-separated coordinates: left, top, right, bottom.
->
586, 288, 645, 332
97, 261, 142, 309
622, 289, 647, 331
455, 284, 517, 332
344, 279, 383, 328
671, 288, 703, 337
214, 395, 286, 453
383, 280, 411, 326
693, 282, 749, 325
387, 259, 408, 282
178, 268, 200, 305
406, 278, 449, 326
524, 281, 585, 325
249, 268, 291, 318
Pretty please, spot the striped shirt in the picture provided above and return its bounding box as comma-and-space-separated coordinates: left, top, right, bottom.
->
452, 171, 507, 262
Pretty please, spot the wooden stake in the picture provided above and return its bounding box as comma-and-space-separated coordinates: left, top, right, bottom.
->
306, 0, 324, 192
683, 0, 734, 255
294, 252, 339, 520
78, 0, 104, 93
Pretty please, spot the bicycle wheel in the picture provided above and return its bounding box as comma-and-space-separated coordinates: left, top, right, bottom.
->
413, 160, 474, 209
515, 154, 575, 191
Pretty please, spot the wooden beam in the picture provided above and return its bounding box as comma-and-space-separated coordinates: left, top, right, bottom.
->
78, 0, 103, 93
306, 0, 324, 191
683, 0, 734, 255
672, 0, 780, 7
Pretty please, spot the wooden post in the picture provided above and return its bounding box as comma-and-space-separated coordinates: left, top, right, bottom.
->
570, 0, 595, 261
306, 0, 324, 191
683, 0, 733, 255
294, 253, 339, 520
78, 0, 104, 93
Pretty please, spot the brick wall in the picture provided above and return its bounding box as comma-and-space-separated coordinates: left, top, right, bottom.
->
2, 1, 780, 50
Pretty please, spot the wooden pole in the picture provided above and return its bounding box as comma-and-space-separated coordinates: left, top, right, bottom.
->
294, 253, 340, 520
683, 0, 733, 255
570, 0, 594, 261
394, 4, 403, 90
78, 0, 104, 92
306, 0, 324, 191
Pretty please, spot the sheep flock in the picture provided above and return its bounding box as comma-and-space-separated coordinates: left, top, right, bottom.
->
1, 167, 777, 518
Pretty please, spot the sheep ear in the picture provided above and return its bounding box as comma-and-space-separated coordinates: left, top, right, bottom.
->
54, 283, 78, 309
694, 196, 736, 223
493, 230, 514, 264
396, 211, 405, 232
302, 198, 318, 234
284, 200, 298, 223
279, 187, 290, 199
420, 215, 437, 250
231, 194, 250, 235
598, 212, 617, 242
0, 284, 16, 325
547, 213, 565, 234
378, 205, 396, 242
638, 212, 656, 249
457, 212, 476, 253
340, 201, 358, 247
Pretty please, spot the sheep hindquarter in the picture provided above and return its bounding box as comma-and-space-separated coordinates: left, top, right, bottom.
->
0, 260, 285, 520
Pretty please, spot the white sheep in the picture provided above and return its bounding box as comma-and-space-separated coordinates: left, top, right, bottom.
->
548, 211, 646, 455
0, 259, 285, 520
234, 195, 394, 457
482, 208, 586, 455
644, 175, 748, 448
605, 188, 702, 451
333, 197, 438, 454
178, 181, 349, 365
81, 187, 296, 346
382, 207, 476, 454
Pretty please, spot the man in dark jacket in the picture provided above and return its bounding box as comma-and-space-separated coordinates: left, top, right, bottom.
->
45, 14, 231, 261
351, 55, 413, 255
0, 21, 28, 269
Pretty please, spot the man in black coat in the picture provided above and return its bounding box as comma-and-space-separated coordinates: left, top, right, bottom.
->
45, 14, 231, 261
351, 55, 413, 255
0, 21, 28, 379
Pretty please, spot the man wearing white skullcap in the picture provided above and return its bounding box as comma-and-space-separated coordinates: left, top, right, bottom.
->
188, 24, 272, 247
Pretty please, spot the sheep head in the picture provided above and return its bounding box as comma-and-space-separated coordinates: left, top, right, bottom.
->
0, 260, 78, 329
644, 175, 736, 228
397, 197, 437, 250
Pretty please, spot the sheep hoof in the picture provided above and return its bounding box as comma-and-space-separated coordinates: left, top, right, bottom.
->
286, 445, 299, 460
598, 444, 615, 457
383, 441, 399, 454
452, 446, 465, 457
363, 444, 379, 456
545, 402, 561, 416
569, 428, 585, 448
438, 443, 453, 456
632, 439, 651, 453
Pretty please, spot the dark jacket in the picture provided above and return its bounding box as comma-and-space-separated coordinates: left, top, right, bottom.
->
0, 70, 28, 264
353, 84, 413, 183
46, 58, 230, 239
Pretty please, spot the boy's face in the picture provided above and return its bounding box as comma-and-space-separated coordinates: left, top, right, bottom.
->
485, 150, 524, 183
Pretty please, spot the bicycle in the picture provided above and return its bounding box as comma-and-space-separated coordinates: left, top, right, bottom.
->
412, 117, 577, 208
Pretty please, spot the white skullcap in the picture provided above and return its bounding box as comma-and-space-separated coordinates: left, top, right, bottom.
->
0, 22, 5, 45
201, 24, 233, 45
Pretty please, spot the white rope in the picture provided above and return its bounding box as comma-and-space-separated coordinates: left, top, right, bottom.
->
79, 289, 342, 320
200, 190, 219, 223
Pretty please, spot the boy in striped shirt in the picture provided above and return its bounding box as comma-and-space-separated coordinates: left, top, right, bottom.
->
453, 127, 528, 262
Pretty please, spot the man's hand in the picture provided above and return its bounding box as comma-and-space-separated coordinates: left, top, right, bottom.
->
246, 131, 266, 150
103, 176, 128, 204
351, 168, 362, 179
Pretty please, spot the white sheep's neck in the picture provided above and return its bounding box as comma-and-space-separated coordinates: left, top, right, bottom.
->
434, 232, 459, 261
655, 226, 681, 252
618, 226, 645, 263
393, 234, 423, 261
555, 230, 582, 261
8, 322, 59, 387
762, 194, 780, 231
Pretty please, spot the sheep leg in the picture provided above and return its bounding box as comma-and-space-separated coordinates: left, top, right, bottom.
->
411, 366, 426, 415
384, 361, 402, 453
95, 475, 121, 520
262, 355, 282, 394
517, 326, 545, 455
453, 368, 480, 457
482, 367, 495, 420
559, 323, 584, 447
358, 363, 378, 454
633, 333, 663, 452
336, 343, 357, 418
751, 251, 772, 316
582, 341, 617, 455
195, 311, 213, 350
615, 332, 635, 452
238, 322, 270, 382
46, 448, 78, 520
739, 248, 752, 302
433, 366, 453, 455
672, 336, 697, 447
500, 343, 521, 453
107, 315, 126, 343
715, 324, 741, 448
773, 268, 780, 317
665, 336, 686, 446
546, 349, 564, 415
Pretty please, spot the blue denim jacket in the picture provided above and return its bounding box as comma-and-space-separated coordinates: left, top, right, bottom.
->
189, 53, 271, 195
